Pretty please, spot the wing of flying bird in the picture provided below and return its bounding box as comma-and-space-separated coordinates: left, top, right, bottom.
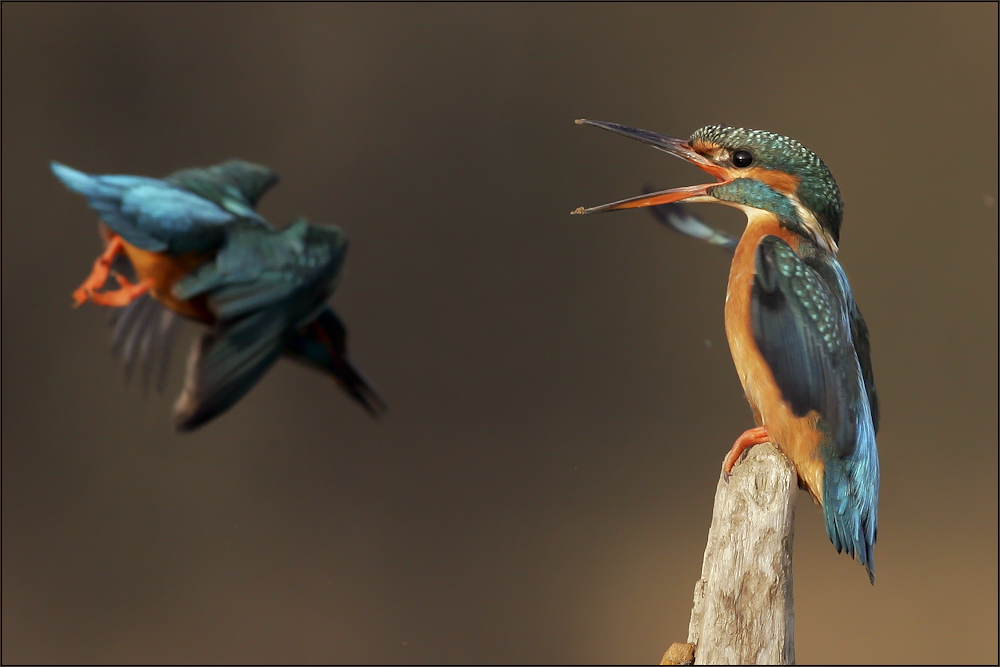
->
51, 162, 250, 255
165, 160, 279, 224
170, 220, 350, 430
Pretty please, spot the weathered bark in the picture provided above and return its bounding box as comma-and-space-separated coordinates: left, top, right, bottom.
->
684, 442, 798, 665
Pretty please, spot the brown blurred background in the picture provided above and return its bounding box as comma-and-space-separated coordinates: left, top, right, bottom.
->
2, 3, 997, 664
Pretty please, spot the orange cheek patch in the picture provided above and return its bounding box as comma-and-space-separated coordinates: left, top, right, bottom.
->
749, 167, 801, 195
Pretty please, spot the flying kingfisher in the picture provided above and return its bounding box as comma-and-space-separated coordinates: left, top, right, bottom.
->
53, 160, 386, 431
573, 120, 879, 582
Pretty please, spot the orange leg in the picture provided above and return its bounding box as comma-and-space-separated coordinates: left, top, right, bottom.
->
723, 426, 771, 478
73, 235, 125, 307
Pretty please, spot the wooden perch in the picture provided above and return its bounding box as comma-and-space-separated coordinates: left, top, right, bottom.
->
662, 442, 798, 666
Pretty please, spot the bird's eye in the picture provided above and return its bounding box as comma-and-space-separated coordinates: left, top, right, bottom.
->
732, 150, 754, 168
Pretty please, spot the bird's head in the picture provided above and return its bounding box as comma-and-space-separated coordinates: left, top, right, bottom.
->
572, 120, 843, 253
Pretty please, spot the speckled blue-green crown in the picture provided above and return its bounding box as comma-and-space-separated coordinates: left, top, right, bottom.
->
692, 125, 844, 241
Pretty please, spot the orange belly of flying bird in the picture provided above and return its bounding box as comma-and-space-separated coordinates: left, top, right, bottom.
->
74, 226, 214, 324
724, 212, 825, 503
120, 239, 214, 322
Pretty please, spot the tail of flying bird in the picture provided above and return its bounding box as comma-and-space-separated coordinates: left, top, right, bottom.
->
284, 308, 388, 418
172, 305, 385, 431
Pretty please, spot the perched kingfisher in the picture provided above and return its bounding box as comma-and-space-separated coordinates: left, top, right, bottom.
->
573, 120, 879, 582
53, 160, 386, 431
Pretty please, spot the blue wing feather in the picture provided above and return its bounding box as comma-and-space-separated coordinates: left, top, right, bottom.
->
173, 219, 348, 321
170, 219, 352, 428
166, 160, 279, 218
120, 184, 235, 250
752, 238, 859, 451
751, 235, 879, 582
52, 161, 240, 254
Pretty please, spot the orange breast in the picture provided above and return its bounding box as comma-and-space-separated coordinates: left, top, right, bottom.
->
120, 240, 215, 324
724, 212, 825, 503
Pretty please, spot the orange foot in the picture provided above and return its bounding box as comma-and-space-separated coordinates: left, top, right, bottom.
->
723, 426, 771, 479
88, 271, 151, 307
73, 235, 125, 306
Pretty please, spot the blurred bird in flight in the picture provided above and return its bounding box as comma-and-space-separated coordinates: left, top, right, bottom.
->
53, 159, 385, 431
574, 120, 879, 582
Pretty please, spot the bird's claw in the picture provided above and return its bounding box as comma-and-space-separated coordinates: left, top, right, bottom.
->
73, 235, 125, 306
88, 272, 151, 307
722, 426, 771, 481
72, 235, 150, 308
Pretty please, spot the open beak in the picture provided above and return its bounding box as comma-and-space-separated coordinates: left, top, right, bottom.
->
571, 119, 730, 215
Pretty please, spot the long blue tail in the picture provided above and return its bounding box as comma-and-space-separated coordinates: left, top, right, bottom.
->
822, 398, 879, 584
